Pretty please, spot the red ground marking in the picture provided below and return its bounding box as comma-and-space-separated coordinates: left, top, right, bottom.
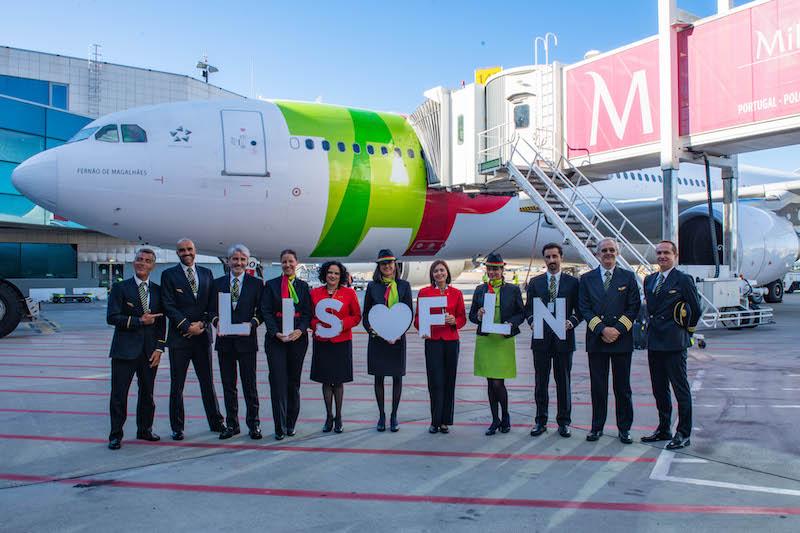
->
1, 472, 797, 515
0, 434, 656, 462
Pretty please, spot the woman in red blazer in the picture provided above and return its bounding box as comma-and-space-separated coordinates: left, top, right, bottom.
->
310, 261, 362, 433
414, 260, 467, 434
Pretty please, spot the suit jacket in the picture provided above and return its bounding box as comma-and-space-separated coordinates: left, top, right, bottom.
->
468, 282, 525, 337
524, 272, 582, 352
579, 266, 641, 353
106, 277, 166, 360
209, 274, 264, 353
644, 269, 702, 351
261, 275, 312, 339
362, 279, 414, 336
160, 264, 215, 350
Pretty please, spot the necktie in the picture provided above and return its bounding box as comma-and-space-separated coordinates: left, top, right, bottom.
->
655, 273, 665, 294
232, 277, 240, 306
603, 270, 612, 291
549, 275, 557, 302
186, 267, 198, 294
138, 281, 149, 313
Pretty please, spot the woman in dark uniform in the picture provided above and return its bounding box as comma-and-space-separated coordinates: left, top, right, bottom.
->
413, 260, 466, 434
261, 249, 312, 440
362, 249, 413, 432
310, 261, 361, 433
468, 253, 525, 435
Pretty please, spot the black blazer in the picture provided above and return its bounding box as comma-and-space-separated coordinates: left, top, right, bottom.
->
579, 266, 641, 353
160, 264, 215, 349
524, 272, 582, 352
261, 276, 312, 339
644, 269, 702, 351
362, 279, 413, 336
209, 274, 263, 353
468, 282, 525, 337
106, 277, 166, 360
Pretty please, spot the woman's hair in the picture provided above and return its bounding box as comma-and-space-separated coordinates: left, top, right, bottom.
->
372, 261, 398, 283
279, 248, 298, 261
428, 260, 452, 285
318, 260, 349, 287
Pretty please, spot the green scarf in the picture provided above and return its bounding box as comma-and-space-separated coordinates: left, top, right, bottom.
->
382, 277, 399, 307
282, 274, 299, 304
489, 279, 503, 322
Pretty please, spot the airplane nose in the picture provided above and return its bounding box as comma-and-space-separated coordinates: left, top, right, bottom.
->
12, 150, 58, 212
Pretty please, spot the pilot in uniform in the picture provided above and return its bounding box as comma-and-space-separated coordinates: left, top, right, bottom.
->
578, 238, 641, 444
641, 240, 701, 450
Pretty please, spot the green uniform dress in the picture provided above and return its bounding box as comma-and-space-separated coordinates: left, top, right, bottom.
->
474, 289, 517, 379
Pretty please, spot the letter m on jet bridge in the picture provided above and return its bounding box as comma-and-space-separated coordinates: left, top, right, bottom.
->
587, 69, 653, 147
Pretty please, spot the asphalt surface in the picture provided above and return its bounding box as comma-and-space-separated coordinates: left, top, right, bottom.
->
0, 280, 798, 531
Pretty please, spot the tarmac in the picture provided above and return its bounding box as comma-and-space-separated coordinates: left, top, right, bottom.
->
1, 274, 799, 531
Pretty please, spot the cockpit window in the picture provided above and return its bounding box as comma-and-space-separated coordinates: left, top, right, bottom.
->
95, 125, 119, 143
121, 124, 147, 143
67, 126, 99, 143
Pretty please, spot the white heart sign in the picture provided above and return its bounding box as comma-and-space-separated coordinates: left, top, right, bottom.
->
368, 303, 412, 342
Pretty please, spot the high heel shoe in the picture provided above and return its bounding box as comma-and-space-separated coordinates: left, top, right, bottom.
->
377, 413, 386, 432
390, 413, 399, 432
322, 415, 333, 433
485, 420, 500, 436
500, 413, 511, 433
333, 416, 343, 433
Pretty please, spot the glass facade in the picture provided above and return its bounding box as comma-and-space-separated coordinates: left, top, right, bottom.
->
0, 242, 78, 279
0, 74, 68, 110
0, 95, 92, 225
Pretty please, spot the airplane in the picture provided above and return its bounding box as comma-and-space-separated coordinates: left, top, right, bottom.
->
10, 98, 800, 304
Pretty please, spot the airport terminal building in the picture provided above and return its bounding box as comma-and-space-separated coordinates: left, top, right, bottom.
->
0, 46, 243, 299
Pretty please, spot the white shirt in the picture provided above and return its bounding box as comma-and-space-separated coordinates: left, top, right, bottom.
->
135, 276, 150, 311
181, 263, 199, 294
600, 266, 615, 283
230, 272, 245, 309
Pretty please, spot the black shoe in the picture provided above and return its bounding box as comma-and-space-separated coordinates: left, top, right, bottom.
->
619, 431, 633, 444
390, 414, 399, 432
666, 433, 690, 450
558, 425, 571, 438
429, 425, 439, 434
287, 427, 296, 437
500, 414, 511, 433
377, 413, 386, 432
219, 426, 240, 440
586, 430, 603, 442
333, 416, 343, 434
322, 416, 334, 433
530, 423, 547, 437
274, 432, 285, 441
485, 421, 500, 436
171, 431, 184, 441
439, 425, 449, 434
641, 430, 672, 443
249, 426, 262, 440
136, 430, 160, 442
210, 423, 226, 433
108, 438, 121, 450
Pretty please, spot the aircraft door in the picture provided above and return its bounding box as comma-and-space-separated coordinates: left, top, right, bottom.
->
221, 110, 269, 176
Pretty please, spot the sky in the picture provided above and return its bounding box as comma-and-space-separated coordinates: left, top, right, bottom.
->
2, 0, 799, 171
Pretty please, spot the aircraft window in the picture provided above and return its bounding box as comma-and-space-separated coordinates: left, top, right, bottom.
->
352, 143, 361, 154
367, 144, 374, 155
622, 172, 628, 180
407, 149, 414, 158
380, 146, 388, 155
67, 126, 99, 143
658, 175, 663, 182
337, 142, 346, 152
394, 147, 402, 157
644, 175, 650, 182
95, 124, 119, 143
121, 124, 147, 143
305, 139, 314, 150
322, 140, 330, 151
638, 173, 643, 181
457, 115, 464, 145
514, 104, 530, 129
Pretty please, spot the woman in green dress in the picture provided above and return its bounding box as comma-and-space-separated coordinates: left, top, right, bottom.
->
469, 253, 525, 435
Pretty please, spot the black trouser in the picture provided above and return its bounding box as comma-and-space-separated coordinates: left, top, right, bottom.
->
266, 335, 309, 435
588, 351, 633, 432
648, 349, 692, 437
169, 341, 223, 432
532, 350, 573, 427
218, 349, 259, 431
424, 339, 459, 427
109, 352, 157, 440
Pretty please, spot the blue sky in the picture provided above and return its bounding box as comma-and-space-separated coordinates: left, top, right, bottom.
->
2, 0, 798, 171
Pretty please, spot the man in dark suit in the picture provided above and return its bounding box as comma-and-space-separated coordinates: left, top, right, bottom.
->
579, 238, 641, 444
524, 243, 582, 438
106, 248, 166, 450
641, 240, 701, 450
209, 244, 264, 440
161, 238, 225, 441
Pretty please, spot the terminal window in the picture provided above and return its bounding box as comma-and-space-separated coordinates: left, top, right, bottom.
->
0, 243, 77, 279
0, 75, 68, 110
